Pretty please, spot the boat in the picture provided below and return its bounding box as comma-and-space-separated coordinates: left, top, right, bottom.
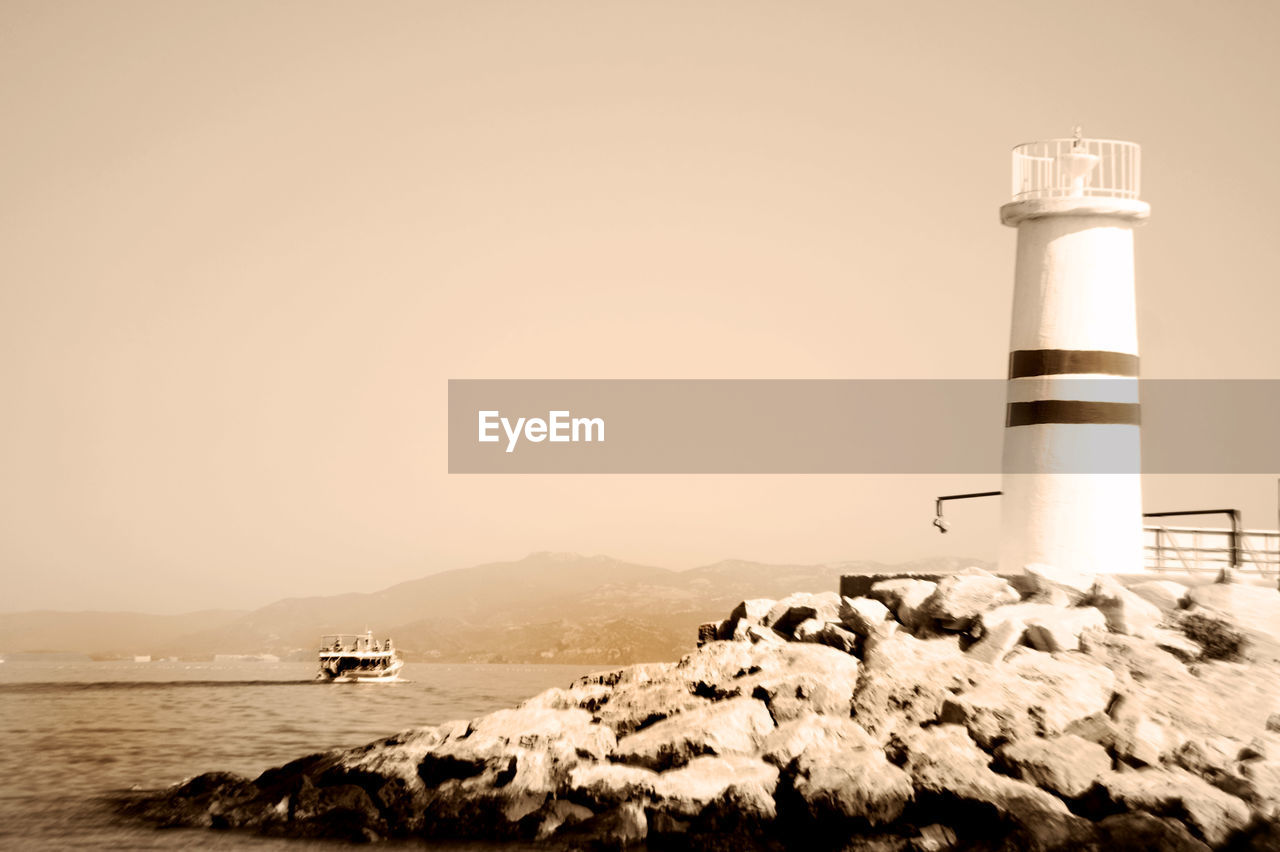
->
317, 631, 404, 683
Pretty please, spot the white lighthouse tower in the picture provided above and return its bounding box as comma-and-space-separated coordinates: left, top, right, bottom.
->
998, 130, 1148, 577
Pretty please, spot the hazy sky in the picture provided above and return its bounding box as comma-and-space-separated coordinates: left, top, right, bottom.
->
3, 1, 1278, 613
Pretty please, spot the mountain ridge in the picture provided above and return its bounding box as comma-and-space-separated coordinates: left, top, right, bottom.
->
0, 553, 990, 662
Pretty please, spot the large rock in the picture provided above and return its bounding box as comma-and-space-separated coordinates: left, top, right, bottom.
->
1241, 731, 1280, 761
537, 799, 596, 839
696, 622, 720, 646
239, 708, 613, 840
976, 601, 1065, 638
238, 726, 469, 836
838, 596, 897, 640
1088, 767, 1251, 847
966, 616, 1027, 665
592, 679, 711, 736
1186, 582, 1280, 663
1077, 629, 1190, 685
612, 696, 774, 770
563, 762, 659, 807
519, 683, 612, 713
760, 713, 875, 769
413, 707, 612, 831
559, 801, 647, 847
746, 624, 786, 645
1122, 716, 1184, 767
1237, 759, 1280, 819
656, 642, 859, 723
791, 618, 859, 655
1171, 660, 1280, 742
791, 742, 913, 826
917, 567, 1020, 631
762, 591, 843, 636
968, 600, 1089, 662
421, 750, 560, 829
670, 640, 771, 699
868, 578, 937, 632
894, 724, 1093, 850
1105, 694, 1185, 767
1090, 576, 1164, 637
463, 705, 616, 762
1096, 812, 1210, 852
946, 772, 1094, 850
127, 771, 263, 831
289, 777, 385, 840
1146, 627, 1204, 663
1178, 610, 1250, 662
1023, 562, 1095, 603
1172, 735, 1244, 777
572, 661, 675, 690
892, 723, 990, 788
1127, 580, 1191, 612
716, 617, 754, 642
729, 598, 776, 624
1080, 629, 1280, 750
338, 721, 465, 791
995, 734, 1111, 798
940, 649, 1116, 748
1023, 607, 1107, 652
852, 634, 980, 738
967, 593, 1070, 652
750, 643, 861, 722
650, 754, 779, 822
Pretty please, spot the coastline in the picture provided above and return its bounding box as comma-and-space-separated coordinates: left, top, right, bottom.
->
122, 569, 1280, 849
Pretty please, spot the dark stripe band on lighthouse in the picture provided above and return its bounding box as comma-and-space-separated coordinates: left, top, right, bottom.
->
1008, 349, 1138, 379
1006, 348, 1141, 426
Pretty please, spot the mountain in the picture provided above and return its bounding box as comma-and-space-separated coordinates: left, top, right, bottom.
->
0, 553, 990, 664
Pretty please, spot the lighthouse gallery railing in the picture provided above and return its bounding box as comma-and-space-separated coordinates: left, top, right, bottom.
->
1011, 138, 1141, 201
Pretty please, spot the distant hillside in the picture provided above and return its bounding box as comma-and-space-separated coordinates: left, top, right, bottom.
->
0, 553, 990, 663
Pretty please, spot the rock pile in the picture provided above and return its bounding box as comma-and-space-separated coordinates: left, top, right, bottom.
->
124, 568, 1280, 850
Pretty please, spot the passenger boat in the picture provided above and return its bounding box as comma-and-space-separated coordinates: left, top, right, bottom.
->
317, 631, 404, 683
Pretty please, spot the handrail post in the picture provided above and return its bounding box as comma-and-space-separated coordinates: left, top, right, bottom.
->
1229, 509, 1241, 570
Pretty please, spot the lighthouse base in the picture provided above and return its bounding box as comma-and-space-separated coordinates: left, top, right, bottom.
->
999, 472, 1145, 577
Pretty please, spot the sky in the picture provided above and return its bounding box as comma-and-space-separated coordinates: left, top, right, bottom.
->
2, 1, 1279, 613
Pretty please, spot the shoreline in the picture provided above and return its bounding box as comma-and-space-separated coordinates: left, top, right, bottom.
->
122, 568, 1280, 849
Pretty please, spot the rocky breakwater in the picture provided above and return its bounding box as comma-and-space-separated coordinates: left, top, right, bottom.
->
123, 566, 1280, 850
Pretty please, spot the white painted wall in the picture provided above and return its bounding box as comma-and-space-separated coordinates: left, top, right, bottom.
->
998, 199, 1149, 577
1008, 216, 1139, 353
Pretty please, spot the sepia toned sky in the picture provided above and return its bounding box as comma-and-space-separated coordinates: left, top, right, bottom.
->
3, 1, 1279, 613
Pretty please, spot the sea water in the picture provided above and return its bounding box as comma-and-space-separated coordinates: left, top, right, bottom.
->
0, 660, 599, 850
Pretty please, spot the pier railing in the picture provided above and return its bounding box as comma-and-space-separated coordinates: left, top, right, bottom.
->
1143, 525, 1280, 576
1011, 138, 1141, 201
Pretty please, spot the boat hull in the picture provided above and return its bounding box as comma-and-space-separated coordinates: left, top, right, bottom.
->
324, 657, 404, 683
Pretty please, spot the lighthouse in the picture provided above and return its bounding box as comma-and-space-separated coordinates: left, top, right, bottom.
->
998, 130, 1149, 577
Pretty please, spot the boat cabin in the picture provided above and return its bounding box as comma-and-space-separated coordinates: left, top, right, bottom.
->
316, 630, 403, 681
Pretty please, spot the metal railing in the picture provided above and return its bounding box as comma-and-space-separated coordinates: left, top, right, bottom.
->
1144, 525, 1280, 576
1011, 137, 1141, 201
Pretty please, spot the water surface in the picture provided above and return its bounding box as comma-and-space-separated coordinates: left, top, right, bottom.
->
0, 660, 599, 849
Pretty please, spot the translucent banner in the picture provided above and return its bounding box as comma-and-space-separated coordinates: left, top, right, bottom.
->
447, 380, 1280, 474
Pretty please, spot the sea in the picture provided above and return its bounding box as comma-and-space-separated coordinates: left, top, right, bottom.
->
0, 659, 601, 850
